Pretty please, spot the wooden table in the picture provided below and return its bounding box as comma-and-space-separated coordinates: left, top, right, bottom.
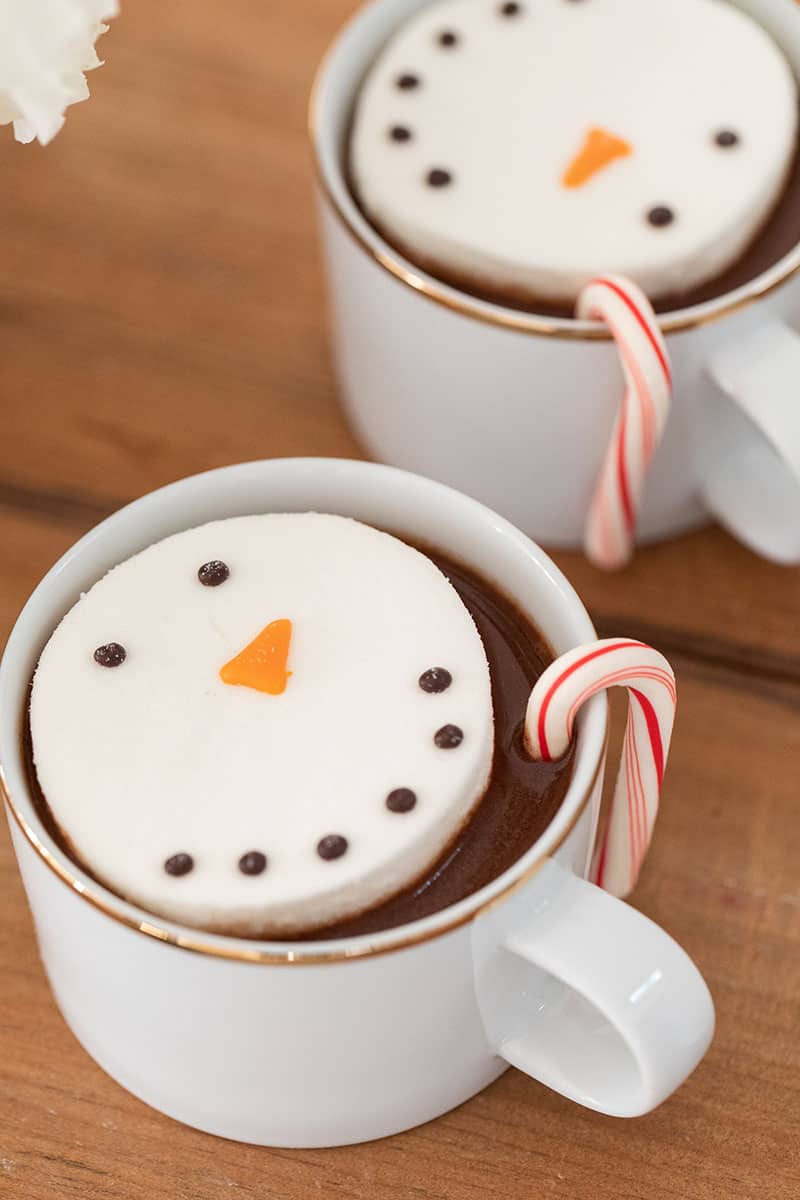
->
1, 4, 798, 1196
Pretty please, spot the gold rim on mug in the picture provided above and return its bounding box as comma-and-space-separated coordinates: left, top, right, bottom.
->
1, 729, 606, 965
308, 30, 800, 342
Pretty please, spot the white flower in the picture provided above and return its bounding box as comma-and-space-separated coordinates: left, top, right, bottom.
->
0, 0, 118, 145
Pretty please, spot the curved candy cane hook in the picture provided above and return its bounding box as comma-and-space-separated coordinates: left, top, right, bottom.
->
577, 276, 673, 570
525, 638, 677, 898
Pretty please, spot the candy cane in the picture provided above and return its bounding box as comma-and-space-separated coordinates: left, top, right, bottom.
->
525, 638, 676, 898
577, 275, 673, 571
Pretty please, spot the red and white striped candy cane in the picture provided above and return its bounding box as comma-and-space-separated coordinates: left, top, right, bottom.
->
577, 275, 673, 571
525, 638, 676, 898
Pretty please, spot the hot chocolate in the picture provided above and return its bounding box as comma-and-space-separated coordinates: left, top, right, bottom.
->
349, 0, 800, 313
26, 514, 573, 940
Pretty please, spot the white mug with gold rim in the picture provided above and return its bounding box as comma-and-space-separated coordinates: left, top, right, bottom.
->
311, 0, 800, 564
1, 459, 713, 1146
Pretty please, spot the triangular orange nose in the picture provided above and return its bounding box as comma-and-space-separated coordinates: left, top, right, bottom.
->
220, 618, 293, 695
562, 127, 632, 189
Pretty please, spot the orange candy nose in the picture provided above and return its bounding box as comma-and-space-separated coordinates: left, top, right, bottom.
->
220, 618, 293, 695
562, 127, 632, 189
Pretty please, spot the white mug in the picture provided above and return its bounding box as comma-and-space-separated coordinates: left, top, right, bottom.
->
0, 458, 714, 1147
311, 0, 800, 564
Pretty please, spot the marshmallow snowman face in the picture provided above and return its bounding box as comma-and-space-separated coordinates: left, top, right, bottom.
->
30, 515, 494, 935
350, 0, 799, 304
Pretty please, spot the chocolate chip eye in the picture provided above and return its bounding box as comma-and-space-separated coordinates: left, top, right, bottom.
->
238, 851, 267, 876
94, 643, 126, 668
438, 30, 459, 46
389, 124, 413, 143
434, 724, 464, 749
198, 560, 230, 587
647, 205, 675, 228
396, 73, 420, 90
386, 788, 417, 813
317, 834, 348, 861
714, 129, 740, 149
426, 168, 453, 188
164, 852, 194, 877
419, 667, 452, 693
499, 2, 522, 14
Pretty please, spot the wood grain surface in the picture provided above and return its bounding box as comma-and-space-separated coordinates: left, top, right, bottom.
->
1, 3, 799, 1197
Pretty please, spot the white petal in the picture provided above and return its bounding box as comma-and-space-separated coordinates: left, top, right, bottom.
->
0, 1, 118, 146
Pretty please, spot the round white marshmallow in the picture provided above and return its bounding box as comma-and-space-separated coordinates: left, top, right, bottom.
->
30, 514, 494, 935
350, 0, 799, 304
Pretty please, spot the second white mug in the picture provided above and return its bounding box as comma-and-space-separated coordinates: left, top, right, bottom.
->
312, 0, 800, 564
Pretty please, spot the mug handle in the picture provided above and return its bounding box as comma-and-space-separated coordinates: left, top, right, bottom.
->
473, 858, 715, 1118
701, 319, 800, 564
